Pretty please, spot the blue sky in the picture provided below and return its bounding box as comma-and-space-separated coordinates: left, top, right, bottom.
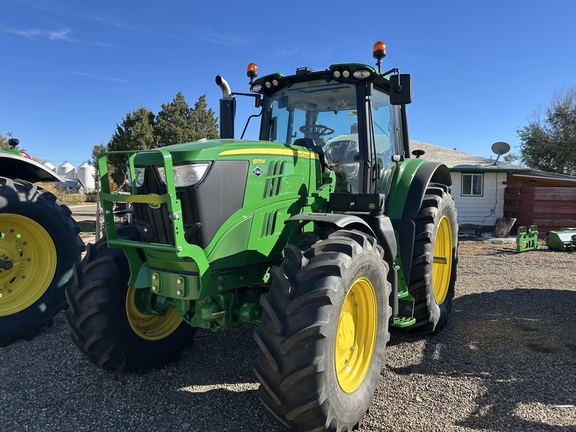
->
1, 0, 575, 169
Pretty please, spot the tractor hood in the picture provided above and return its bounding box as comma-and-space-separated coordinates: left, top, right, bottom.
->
130, 139, 315, 166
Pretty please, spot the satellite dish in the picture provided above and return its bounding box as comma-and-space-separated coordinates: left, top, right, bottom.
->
491, 141, 511, 155
491, 141, 510, 165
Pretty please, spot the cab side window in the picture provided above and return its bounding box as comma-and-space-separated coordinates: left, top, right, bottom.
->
370, 89, 396, 195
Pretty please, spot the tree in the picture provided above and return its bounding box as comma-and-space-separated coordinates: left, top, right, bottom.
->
155, 92, 218, 146
503, 152, 520, 164
91, 144, 107, 169
0, 133, 8, 149
517, 86, 576, 175
191, 94, 218, 141
107, 106, 157, 186
155, 92, 194, 147
99, 92, 219, 189
0, 131, 14, 150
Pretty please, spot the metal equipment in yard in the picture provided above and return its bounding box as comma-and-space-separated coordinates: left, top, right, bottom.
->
516, 225, 538, 253
65, 41, 458, 431
0, 139, 85, 347
547, 227, 576, 252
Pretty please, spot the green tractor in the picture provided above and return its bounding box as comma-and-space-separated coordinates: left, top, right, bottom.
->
0, 138, 85, 346
66, 41, 458, 431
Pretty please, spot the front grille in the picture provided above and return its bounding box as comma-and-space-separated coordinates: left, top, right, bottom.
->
133, 166, 175, 245
133, 160, 248, 249
132, 166, 203, 246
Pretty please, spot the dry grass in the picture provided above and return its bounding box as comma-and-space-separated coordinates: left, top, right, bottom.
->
37, 182, 90, 204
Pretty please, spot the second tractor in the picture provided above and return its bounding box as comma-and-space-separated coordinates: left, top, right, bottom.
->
0, 139, 85, 346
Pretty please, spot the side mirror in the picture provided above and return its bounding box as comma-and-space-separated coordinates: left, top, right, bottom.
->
389, 74, 412, 105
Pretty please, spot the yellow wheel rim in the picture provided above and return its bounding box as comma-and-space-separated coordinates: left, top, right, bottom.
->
432, 215, 453, 304
335, 277, 377, 393
0, 214, 57, 317
125, 286, 183, 340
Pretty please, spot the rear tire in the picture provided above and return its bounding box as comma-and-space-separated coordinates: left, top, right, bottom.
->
254, 230, 390, 431
0, 178, 84, 347
65, 226, 194, 373
408, 184, 458, 333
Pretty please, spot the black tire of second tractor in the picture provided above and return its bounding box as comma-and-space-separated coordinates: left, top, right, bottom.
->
0, 178, 85, 347
254, 230, 391, 432
65, 225, 194, 373
408, 183, 458, 334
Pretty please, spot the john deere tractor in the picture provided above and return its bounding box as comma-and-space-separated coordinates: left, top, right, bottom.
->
0, 138, 85, 346
66, 41, 458, 431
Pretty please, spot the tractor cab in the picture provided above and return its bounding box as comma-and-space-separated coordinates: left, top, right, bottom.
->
221, 42, 412, 203
258, 75, 381, 195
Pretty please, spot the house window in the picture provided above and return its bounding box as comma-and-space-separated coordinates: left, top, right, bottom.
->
462, 173, 483, 196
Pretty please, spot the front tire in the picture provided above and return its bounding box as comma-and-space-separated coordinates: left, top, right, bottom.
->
408, 184, 458, 333
254, 230, 391, 431
0, 178, 84, 347
65, 227, 194, 373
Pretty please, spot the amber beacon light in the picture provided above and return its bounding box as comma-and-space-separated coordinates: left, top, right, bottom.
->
246, 62, 258, 83
373, 41, 387, 72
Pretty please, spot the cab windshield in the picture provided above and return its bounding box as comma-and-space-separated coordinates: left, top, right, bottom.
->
267, 80, 358, 145
265, 79, 395, 194
266, 80, 360, 192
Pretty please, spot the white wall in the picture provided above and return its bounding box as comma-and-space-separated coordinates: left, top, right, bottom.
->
449, 171, 507, 226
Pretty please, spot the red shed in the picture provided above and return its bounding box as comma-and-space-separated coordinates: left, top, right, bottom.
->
504, 171, 576, 235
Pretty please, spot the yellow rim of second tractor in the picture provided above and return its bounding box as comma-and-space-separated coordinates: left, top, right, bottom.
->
0, 213, 57, 317
125, 286, 183, 341
432, 215, 453, 305
335, 277, 377, 393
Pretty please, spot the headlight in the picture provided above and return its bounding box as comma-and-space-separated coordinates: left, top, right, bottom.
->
353, 69, 372, 79
157, 162, 212, 187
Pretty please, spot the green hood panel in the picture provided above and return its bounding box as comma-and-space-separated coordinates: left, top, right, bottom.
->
131, 139, 320, 166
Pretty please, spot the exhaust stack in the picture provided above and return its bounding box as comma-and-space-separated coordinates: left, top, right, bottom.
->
215, 75, 235, 139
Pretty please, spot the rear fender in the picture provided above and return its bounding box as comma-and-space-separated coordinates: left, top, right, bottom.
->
388, 160, 452, 285
287, 212, 377, 238
401, 162, 451, 220
0, 152, 62, 183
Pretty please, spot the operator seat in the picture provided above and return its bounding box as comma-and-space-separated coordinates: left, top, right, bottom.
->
323, 138, 360, 193
294, 137, 330, 173
293, 138, 324, 154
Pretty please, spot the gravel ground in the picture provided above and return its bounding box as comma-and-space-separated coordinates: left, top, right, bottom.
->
1, 238, 575, 432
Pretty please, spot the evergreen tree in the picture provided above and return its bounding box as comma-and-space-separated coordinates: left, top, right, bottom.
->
106, 106, 157, 186
91, 144, 107, 169
155, 92, 195, 147
100, 91, 219, 189
155, 92, 219, 146
191, 94, 219, 140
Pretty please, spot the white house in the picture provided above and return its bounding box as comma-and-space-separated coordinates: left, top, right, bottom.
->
409, 141, 528, 227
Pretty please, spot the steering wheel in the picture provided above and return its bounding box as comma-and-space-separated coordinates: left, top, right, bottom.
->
299, 124, 335, 137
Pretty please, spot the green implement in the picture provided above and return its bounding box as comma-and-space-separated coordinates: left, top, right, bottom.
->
547, 227, 576, 252
516, 225, 538, 253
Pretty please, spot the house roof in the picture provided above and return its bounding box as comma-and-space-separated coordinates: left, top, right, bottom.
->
409, 140, 528, 173
409, 140, 576, 186
507, 170, 576, 186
